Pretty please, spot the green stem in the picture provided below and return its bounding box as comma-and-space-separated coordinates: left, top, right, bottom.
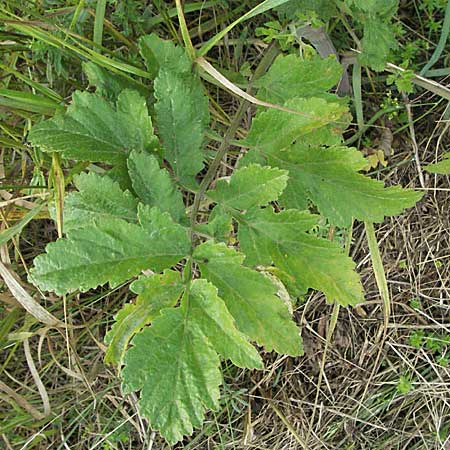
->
420, 0, 450, 76
365, 221, 390, 328
352, 62, 364, 130
69, 0, 85, 31
51, 153, 65, 238
344, 219, 354, 254
175, 0, 196, 59
188, 42, 280, 247
93, 0, 107, 50
188, 100, 248, 244
344, 106, 400, 146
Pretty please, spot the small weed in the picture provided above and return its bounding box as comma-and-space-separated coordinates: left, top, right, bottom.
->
397, 374, 414, 395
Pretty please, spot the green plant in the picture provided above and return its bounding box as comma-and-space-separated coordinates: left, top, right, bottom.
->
409, 297, 422, 310
387, 67, 415, 93
343, 0, 399, 70
277, 0, 400, 71
409, 330, 449, 366
426, 152, 450, 174
255, 20, 296, 50
396, 374, 414, 394
25, 16, 423, 447
409, 330, 426, 348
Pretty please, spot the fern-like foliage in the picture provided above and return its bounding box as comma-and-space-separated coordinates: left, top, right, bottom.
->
29, 33, 422, 443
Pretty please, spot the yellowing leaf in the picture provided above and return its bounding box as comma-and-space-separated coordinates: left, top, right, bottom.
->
105, 270, 184, 365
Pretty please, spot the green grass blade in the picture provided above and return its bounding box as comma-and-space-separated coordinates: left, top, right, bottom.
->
0, 89, 63, 115
0, 63, 63, 102
70, 0, 86, 30
93, 0, 107, 49
0, 203, 46, 246
0, 308, 21, 351
1, 17, 151, 79
146, 1, 221, 27
365, 221, 390, 327
420, 0, 450, 76
352, 62, 364, 129
198, 0, 291, 57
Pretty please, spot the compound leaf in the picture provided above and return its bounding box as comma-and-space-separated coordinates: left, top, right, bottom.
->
207, 164, 288, 210
238, 208, 317, 266
30, 205, 190, 295
194, 241, 302, 355
29, 89, 158, 164
105, 270, 184, 365
122, 307, 220, 444
187, 280, 263, 369
127, 150, 185, 222
264, 144, 423, 227
61, 172, 138, 231
122, 279, 262, 443
238, 208, 364, 306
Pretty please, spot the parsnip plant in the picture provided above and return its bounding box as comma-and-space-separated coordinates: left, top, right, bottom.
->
28, 33, 422, 443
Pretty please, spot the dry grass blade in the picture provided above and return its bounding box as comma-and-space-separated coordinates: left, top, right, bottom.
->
0, 261, 62, 326
402, 92, 426, 188
23, 338, 51, 417
0, 379, 46, 420
0, 193, 48, 208
385, 62, 450, 101
196, 56, 318, 116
